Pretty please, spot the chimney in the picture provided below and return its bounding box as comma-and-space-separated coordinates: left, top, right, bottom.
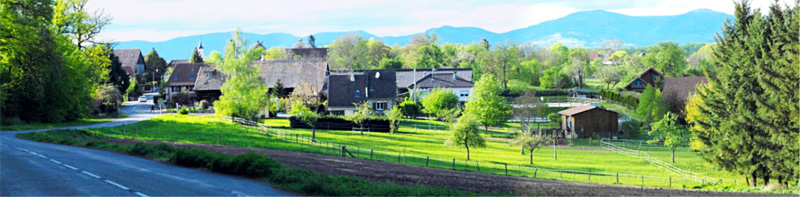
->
452, 71, 457, 80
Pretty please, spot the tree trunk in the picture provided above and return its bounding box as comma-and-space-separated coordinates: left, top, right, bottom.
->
671, 148, 675, 163
752, 171, 758, 186
465, 143, 470, 160
312, 126, 316, 142
553, 136, 557, 160
762, 168, 770, 186
745, 175, 750, 186
529, 149, 533, 164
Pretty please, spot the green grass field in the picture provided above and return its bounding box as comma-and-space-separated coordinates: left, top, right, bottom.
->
0, 116, 119, 131
51, 114, 775, 192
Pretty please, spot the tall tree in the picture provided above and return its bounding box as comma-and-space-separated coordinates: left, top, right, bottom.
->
190, 48, 203, 63
464, 75, 512, 132
446, 114, 485, 160
640, 42, 688, 77
144, 48, 167, 87
415, 44, 443, 68
329, 34, 368, 70
108, 52, 130, 94
52, 0, 111, 49
213, 30, 268, 121
513, 90, 546, 134
635, 85, 665, 127
478, 43, 520, 90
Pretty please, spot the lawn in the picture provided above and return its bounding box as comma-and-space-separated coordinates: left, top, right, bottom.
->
56, 114, 756, 191
0, 116, 119, 131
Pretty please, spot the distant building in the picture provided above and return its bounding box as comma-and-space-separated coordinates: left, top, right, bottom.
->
113, 49, 146, 77
395, 68, 474, 102
662, 76, 707, 115
255, 59, 329, 97
164, 62, 207, 101
327, 70, 397, 116
558, 106, 619, 138
624, 67, 663, 92
193, 65, 224, 102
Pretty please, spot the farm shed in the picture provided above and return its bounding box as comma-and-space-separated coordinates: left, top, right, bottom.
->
558, 106, 619, 138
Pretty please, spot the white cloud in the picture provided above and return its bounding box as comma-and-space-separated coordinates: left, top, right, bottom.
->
88, 0, 794, 42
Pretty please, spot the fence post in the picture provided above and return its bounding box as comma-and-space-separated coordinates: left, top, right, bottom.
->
426, 156, 429, 167
452, 158, 455, 170
669, 177, 672, 187
588, 169, 592, 181
476, 161, 480, 172
637, 140, 642, 158
534, 168, 538, 178
398, 153, 401, 163
504, 163, 508, 176
560, 171, 563, 179
341, 146, 345, 157
370, 149, 373, 160
616, 173, 619, 184
640, 175, 644, 189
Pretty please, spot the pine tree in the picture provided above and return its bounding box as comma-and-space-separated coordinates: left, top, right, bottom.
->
190, 48, 203, 63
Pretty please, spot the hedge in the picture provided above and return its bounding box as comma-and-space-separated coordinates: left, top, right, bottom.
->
289, 116, 391, 132
599, 89, 639, 108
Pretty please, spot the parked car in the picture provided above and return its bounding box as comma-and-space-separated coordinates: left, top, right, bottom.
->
138, 96, 147, 102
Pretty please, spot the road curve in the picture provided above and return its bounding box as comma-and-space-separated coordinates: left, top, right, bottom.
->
0, 102, 293, 196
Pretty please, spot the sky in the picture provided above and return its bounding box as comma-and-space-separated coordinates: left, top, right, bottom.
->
87, 0, 793, 42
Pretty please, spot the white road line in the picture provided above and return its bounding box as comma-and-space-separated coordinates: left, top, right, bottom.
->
104, 180, 130, 190
49, 159, 62, 164
134, 192, 149, 197
37, 154, 47, 159
63, 164, 79, 170
16, 148, 28, 152
81, 171, 102, 179
29, 151, 38, 155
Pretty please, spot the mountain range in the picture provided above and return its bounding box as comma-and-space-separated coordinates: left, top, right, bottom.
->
116, 9, 731, 61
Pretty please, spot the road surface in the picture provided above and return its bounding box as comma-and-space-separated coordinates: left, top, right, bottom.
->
0, 102, 292, 196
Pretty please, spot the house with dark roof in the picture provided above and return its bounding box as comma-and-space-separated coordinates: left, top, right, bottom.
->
164, 62, 208, 100
194, 65, 225, 102
395, 68, 473, 102
255, 59, 329, 97
327, 70, 397, 116
662, 76, 707, 114
624, 67, 663, 92
113, 49, 146, 77
558, 106, 619, 138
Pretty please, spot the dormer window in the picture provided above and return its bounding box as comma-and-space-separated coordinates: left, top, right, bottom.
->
206, 73, 212, 79
369, 86, 375, 91
633, 80, 645, 87
355, 90, 361, 98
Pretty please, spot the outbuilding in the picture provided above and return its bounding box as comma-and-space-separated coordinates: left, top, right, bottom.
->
558, 106, 619, 138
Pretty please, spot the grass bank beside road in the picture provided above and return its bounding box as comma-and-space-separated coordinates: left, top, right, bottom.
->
0, 116, 120, 131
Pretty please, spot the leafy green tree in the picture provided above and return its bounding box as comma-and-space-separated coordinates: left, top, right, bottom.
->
213, 30, 268, 121
597, 66, 622, 89
421, 88, 459, 120
477, 43, 520, 90
464, 75, 512, 132
517, 59, 542, 85
366, 38, 391, 68
512, 130, 551, 164
446, 114, 485, 160
345, 102, 372, 135
635, 85, 665, 126
289, 102, 321, 141
398, 100, 420, 119
52, 0, 111, 49
190, 48, 203, 63
379, 58, 403, 69
640, 42, 688, 77
513, 90, 546, 133
415, 44, 443, 68
388, 105, 402, 134
539, 66, 573, 89
263, 47, 290, 60
547, 113, 561, 123
329, 34, 368, 70
647, 112, 688, 163
144, 48, 167, 88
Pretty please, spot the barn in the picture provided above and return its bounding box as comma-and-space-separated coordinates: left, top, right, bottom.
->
558, 106, 619, 138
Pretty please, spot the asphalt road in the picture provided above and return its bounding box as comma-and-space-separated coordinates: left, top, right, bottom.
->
1, 102, 293, 196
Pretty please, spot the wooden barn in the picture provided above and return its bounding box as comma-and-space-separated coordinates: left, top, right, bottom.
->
558, 106, 619, 138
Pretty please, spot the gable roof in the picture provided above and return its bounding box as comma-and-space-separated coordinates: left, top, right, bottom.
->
113, 49, 144, 75
194, 65, 225, 91
558, 106, 617, 116
165, 63, 206, 87
290, 48, 328, 59
396, 68, 473, 88
624, 67, 662, 89
663, 76, 707, 103
255, 59, 328, 91
411, 73, 474, 89
328, 70, 397, 108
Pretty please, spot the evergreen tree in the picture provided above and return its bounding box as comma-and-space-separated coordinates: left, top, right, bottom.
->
144, 48, 167, 86
190, 48, 203, 63
108, 52, 130, 94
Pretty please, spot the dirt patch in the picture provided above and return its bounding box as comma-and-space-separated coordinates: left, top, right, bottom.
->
108, 139, 776, 196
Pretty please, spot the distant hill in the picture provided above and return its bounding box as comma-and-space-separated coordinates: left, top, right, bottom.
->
117, 9, 731, 61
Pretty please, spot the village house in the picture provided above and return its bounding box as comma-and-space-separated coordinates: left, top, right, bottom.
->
662, 76, 708, 115
327, 70, 397, 116
193, 65, 224, 102
113, 49, 147, 78
624, 67, 663, 92
395, 68, 474, 103
558, 106, 619, 138
256, 59, 329, 97
164, 62, 208, 101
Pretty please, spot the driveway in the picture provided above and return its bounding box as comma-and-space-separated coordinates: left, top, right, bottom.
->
0, 102, 293, 196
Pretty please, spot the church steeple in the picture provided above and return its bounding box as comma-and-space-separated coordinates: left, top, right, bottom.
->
196, 40, 204, 58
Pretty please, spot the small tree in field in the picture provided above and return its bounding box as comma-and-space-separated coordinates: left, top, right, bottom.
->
289, 102, 320, 142
388, 105, 402, 134
464, 75, 512, 132
647, 112, 687, 163
421, 87, 459, 120
446, 114, 485, 160
513, 130, 551, 164
346, 102, 372, 135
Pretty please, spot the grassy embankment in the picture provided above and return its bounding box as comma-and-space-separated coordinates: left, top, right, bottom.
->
0, 115, 126, 131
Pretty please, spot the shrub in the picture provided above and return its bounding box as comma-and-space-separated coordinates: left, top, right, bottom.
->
173, 148, 219, 168
199, 100, 210, 110
129, 143, 175, 159
547, 113, 561, 123
621, 119, 642, 138
178, 106, 189, 115
398, 100, 420, 118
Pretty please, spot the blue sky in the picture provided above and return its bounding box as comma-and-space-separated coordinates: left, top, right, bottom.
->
88, 0, 791, 42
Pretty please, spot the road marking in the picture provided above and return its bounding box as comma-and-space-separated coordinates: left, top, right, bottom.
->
63, 164, 79, 170
104, 180, 130, 190
49, 159, 62, 164
134, 192, 149, 197
16, 147, 28, 152
29, 151, 38, 155
37, 154, 47, 159
81, 171, 102, 179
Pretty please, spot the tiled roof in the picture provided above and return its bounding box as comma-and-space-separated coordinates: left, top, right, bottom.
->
165, 63, 206, 87
624, 67, 661, 88
255, 59, 328, 91
663, 76, 707, 103
328, 70, 397, 108
290, 48, 327, 59
396, 68, 473, 88
558, 106, 617, 116
113, 49, 144, 76
411, 73, 474, 89
194, 65, 224, 91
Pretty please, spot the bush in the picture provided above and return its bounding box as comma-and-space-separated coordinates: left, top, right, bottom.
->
173, 148, 219, 168
398, 100, 421, 118
621, 119, 642, 138
547, 113, 561, 123
178, 106, 189, 115
129, 143, 175, 159
199, 100, 210, 110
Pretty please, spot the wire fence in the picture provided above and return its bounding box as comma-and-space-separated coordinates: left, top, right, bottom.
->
228, 116, 734, 189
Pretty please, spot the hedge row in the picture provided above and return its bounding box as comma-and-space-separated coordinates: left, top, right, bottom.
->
289, 116, 391, 132
599, 89, 639, 108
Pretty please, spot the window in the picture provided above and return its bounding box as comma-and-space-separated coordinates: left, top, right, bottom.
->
172, 86, 180, 92
633, 80, 645, 87
369, 86, 375, 91
189, 75, 195, 80
330, 111, 344, 116
355, 90, 361, 98
373, 102, 387, 111
206, 73, 212, 79
459, 90, 470, 97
